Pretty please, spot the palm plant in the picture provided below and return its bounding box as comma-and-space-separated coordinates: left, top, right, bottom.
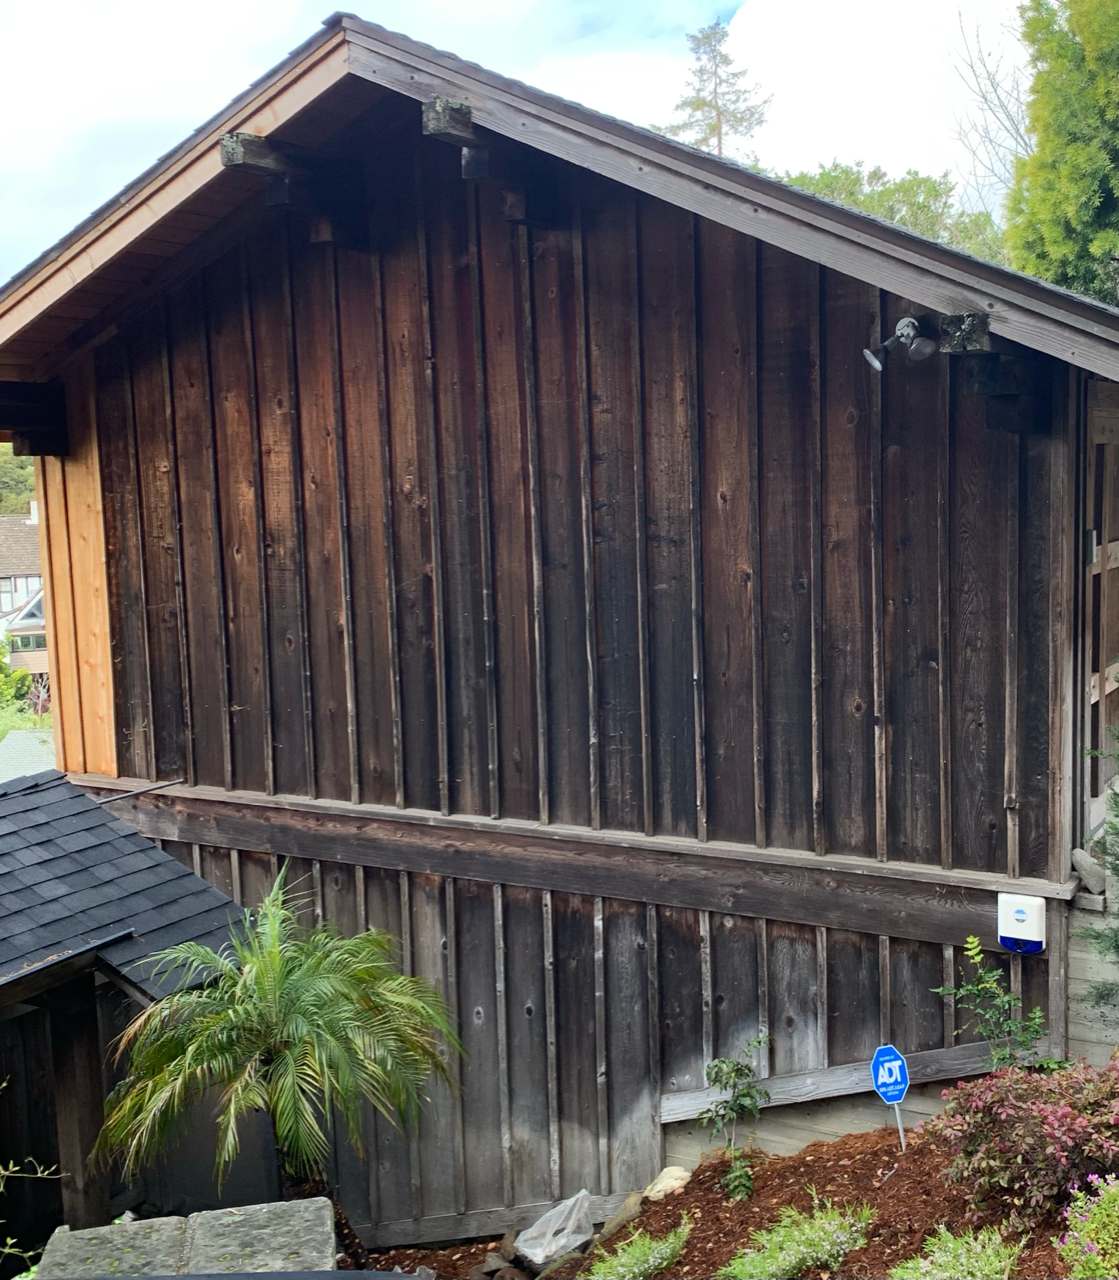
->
95, 870, 457, 1190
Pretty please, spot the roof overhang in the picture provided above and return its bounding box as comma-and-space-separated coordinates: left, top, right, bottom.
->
5, 14, 1119, 381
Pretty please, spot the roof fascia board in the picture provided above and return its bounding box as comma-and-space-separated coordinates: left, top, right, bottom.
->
0, 29, 350, 352
344, 24, 1119, 380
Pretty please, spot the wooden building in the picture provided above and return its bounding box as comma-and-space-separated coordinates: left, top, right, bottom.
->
0, 15, 1114, 1243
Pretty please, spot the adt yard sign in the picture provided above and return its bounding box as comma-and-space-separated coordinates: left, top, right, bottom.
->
871, 1044, 910, 1151
871, 1044, 909, 1104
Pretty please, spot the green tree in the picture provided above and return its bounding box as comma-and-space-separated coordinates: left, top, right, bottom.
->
783, 162, 1007, 262
95, 872, 458, 1190
0, 445, 34, 516
1007, 0, 1119, 303
661, 19, 768, 159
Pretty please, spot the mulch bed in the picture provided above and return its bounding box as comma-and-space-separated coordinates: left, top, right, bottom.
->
355, 1126, 1067, 1278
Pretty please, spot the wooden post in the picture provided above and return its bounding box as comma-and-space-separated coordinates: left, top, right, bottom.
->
46, 974, 110, 1229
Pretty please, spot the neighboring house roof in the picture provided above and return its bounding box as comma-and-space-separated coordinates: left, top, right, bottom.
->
3, 17, 1119, 380
1, 586, 45, 639
0, 514, 40, 577
0, 729, 56, 783
0, 770, 239, 1003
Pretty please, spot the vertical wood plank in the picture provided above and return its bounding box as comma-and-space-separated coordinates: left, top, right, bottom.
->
517, 225, 550, 825
542, 890, 561, 1199
421, 146, 490, 816
36, 456, 78, 771
552, 892, 600, 1195
697, 223, 760, 845
882, 293, 946, 863
493, 885, 514, 1207
532, 215, 592, 828
415, 154, 451, 817
126, 314, 186, 783
711, 912, 761, 1062
819, 272, 878, 855
889, 939, 944, 1054
766, 921, 821, 1075
572, 204, 601, 830
638, 198, 699, 837
948, 364, 1009, 872
247, 214, 313, 797
205, 251, 270, 794
289, 231, 351, 800
476, 182, 538, 819
758, 245, 818, 850
582, 177, 645, 833
657, 906, 704, 1093
503, 885, 551, 1206
604, 898, 658, 1194
455, 877, 504, 1211
96, 336, 154, 780
825, 930, 881, 1065
379, 145, 439, 811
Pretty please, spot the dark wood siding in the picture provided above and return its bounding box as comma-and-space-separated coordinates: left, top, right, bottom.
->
95, 123, 1064, 880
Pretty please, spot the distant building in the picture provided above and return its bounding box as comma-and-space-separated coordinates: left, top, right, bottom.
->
0, 504, 42, 614
3, 586, 47, 673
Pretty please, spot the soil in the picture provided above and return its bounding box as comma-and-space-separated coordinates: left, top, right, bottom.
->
355, 1126, 1068, 1279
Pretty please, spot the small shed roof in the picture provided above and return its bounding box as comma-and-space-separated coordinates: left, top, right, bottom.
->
0, 514, 41, 577
0, 770, 239, 1003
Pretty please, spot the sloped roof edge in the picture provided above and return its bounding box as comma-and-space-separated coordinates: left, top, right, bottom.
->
4, 13, 1119, 379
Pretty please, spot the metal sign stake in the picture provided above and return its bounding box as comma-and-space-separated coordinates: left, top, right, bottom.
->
893, 1102, 906, 1152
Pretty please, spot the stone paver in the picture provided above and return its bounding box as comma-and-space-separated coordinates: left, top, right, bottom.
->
37, 1198, 335, 1276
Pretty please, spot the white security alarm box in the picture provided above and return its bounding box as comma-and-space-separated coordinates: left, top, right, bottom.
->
997, 893, 1046, 955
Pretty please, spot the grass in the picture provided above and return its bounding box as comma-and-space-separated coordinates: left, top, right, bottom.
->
0, 703, 51, 745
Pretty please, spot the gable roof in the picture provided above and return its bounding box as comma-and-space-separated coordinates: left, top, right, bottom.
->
3, 15, 1119, 381
0, 514, 41, 578
0, 770, 239, 1004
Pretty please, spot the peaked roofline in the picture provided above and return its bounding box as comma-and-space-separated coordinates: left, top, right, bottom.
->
5, 12, 1119, 379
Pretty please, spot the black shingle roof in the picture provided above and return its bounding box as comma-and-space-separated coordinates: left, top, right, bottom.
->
0, 770, 240, 1000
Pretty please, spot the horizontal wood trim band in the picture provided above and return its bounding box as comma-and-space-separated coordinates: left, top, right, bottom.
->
354, 1191, 631, 1248
659, 1039, 1010, 1124
75, 776, 1077, 947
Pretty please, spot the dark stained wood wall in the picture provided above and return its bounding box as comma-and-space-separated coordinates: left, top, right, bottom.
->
94, 121, 1065, 881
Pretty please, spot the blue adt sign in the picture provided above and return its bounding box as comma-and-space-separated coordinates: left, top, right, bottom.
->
871, 1044, 910, 1106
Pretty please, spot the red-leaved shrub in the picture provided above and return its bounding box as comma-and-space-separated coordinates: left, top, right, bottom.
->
927, 1059, 1119, 1227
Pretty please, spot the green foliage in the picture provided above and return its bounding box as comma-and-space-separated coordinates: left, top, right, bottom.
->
722, 1149, 755, 1202
0, 639, 32, 710
1007, 0, 1119, 303
783, 162, 1006, 262
660, 20, 768, 158
0, 445, 34, 516
1058, 1174, 1119, 1279
928, 1059, 1119, 1228
698, 1036, 769, 1149
586, 1218, 691, 1280
717, 1197, 873, 1280
95, 869, 458, 1187
933, 934, 1047, 1068
888, 1225, 1022, 1280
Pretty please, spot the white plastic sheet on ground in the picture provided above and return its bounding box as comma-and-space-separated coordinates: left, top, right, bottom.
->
515, 1188, 595, 1267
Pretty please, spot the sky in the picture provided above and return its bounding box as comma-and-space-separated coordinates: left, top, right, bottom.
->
0, 0, 1026, 284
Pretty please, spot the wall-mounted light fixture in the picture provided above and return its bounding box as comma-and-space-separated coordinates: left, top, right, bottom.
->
863, 316, 939, 373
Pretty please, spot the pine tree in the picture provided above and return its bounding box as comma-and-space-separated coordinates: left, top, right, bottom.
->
1007, 0, 1119, 303
662, 20, 768, 159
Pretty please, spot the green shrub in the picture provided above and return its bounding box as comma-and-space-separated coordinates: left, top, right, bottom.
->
717, 1198, 873, 1280
587, 1218, 691, 1280
699, 1036, 769, 1148
933, 934, 1047, 1068
1058, 1174, 1119, 1279
722, 1149, 754, 1202
927, 1059, 1119, 1228
889, 1226, 1021, 1280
